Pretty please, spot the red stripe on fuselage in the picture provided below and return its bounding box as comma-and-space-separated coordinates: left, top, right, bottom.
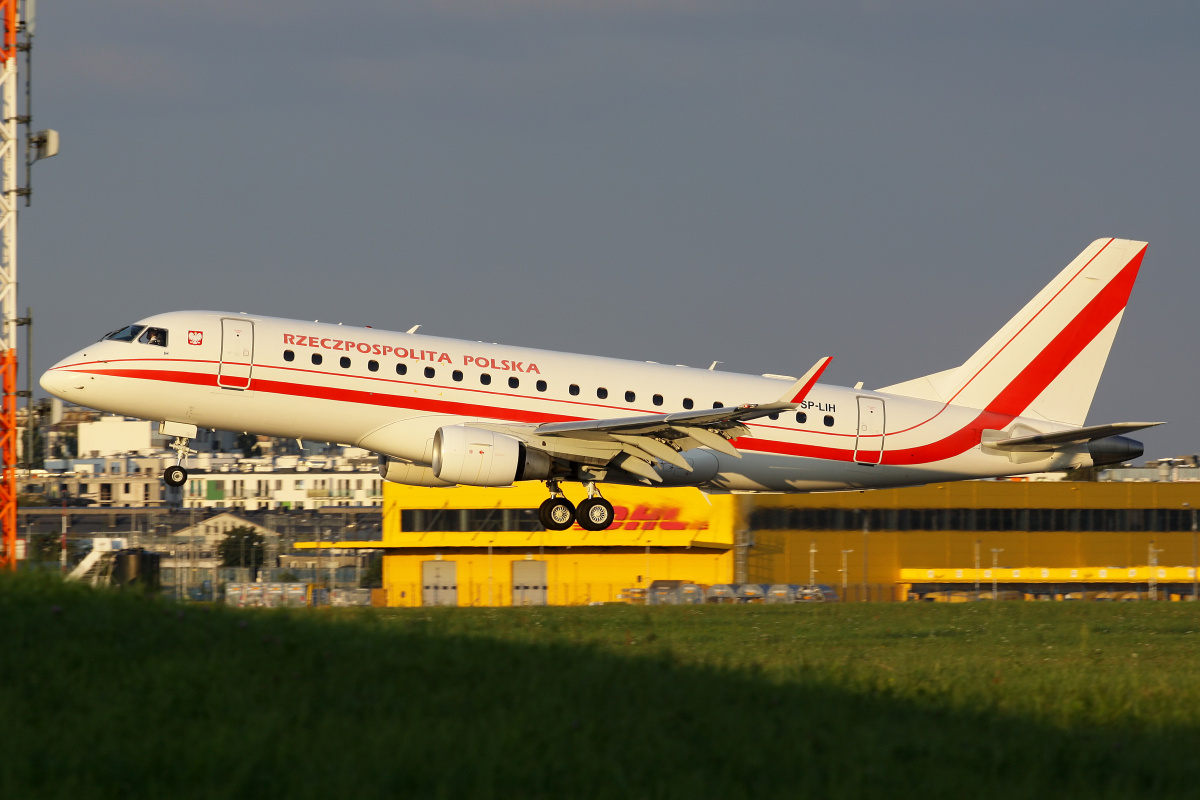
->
52, 364, 1006, 466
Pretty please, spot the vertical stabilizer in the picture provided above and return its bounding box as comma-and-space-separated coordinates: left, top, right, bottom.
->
879, 238, 1147, 426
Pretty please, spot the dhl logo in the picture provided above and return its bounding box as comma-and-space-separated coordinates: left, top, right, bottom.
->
584, 505, 709, 532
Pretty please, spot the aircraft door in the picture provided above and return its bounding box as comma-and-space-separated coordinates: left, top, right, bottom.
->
218, 318, 254, 389
854, 396, 885, 465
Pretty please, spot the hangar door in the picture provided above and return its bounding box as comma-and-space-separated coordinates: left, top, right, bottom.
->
854, 397, 886, 465
512, 560, 547, 606
422, 561, 458, 606
218, 319, 255, 389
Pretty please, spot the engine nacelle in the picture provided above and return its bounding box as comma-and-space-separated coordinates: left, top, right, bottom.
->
432, 425, 551, 487
1088, 435, 1144, 467
377, 454, 456, 487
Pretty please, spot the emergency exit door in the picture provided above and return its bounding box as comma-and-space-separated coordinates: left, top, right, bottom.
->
422, 561, 458, 606
854, 397, 885, 465
218, 319, 254, 389
512, 560, 547, 606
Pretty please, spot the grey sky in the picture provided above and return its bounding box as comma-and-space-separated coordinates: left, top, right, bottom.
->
23, 1, 1200, 459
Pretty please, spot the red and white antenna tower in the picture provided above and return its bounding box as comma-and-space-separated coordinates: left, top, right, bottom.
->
0, 0, 56, 570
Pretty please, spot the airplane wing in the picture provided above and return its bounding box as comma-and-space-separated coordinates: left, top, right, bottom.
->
986, 421, 1164, 452
535, 357, 831, 438
494, 357, 831, 482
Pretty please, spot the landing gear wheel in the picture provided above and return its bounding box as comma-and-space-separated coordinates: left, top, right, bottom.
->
163, 465, 188, 487
539, 497, 576, 531
576, 498, 615, 531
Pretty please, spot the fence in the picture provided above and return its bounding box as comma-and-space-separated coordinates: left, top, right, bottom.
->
378, 582, 902, 606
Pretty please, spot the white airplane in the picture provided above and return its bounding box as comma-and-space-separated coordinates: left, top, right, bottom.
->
41, 237, 1160, 532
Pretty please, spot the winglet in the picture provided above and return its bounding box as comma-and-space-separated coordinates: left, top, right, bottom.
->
781, 357, 832, 405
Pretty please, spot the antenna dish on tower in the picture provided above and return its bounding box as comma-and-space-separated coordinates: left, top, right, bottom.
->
31, 128, 56, 161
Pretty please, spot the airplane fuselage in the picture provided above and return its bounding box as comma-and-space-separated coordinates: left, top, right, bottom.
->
41, 310, 1085, 493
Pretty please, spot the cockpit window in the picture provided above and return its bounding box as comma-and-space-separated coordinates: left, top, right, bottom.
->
102, 325, 144, 342
138, 327, 168, 347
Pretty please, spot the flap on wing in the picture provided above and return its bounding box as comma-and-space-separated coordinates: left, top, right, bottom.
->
516, 356, 832, 473
985, 422, 1163, 452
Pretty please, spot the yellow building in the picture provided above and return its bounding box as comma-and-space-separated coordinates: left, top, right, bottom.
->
299, 479, 1200, 604
748, 481, 1200, 601
374, 483, 740, 606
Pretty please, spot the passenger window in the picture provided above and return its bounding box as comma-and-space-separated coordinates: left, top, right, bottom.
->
796, 412, 807, 424
824, 415, 835, 427
652, 394, 663, 406
768, 413, 779, 421
138, 327, 168, 347
424, 367, 435, 379
311, 353, 323, 366
283, 350, 295, 362
103, 324, 143, 342
597, 387, 608, 400
452, 370, 463, 382
368, 360, 379, 372
340, 356, 351, 369
682, 398, 694, 410
508, 377, 519, 389
536, 380, 547, 392
713, 402, 724, 408
396, 363, 407, 376
480, 373, 492, 385
569, 384, 580, 396
625, 391, 636, 403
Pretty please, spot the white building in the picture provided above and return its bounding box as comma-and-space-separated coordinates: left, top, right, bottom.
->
34, 450, 382, 510
77, 417, 165, 457
180, 465, 383, 510
76, 415, 241, 458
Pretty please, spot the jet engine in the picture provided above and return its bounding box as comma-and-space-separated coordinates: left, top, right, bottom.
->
432, 425, 551, 486
377, 454, 456, 487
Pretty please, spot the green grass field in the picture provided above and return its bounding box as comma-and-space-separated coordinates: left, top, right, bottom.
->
4, 574, 1200, 799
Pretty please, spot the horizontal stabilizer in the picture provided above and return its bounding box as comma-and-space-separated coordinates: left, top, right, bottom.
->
985, 422, 1163, 452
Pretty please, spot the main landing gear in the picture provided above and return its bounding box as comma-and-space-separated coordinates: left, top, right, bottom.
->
162, 436, 196, 488
539, 481, 615, 532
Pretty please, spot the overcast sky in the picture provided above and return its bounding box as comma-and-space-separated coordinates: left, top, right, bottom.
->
22, 1, 1200, 460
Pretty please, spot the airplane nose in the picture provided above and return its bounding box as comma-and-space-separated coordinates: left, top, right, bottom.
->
40, 366, 76, 400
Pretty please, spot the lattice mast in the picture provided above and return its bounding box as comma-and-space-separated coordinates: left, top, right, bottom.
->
0, 0, 48, 570
0, 0, 19, 569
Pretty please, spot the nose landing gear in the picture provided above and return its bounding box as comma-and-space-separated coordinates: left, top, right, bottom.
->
162, 436, 196, 487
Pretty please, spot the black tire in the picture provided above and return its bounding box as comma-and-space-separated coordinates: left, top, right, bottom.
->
576, 498, 615, 531
539, 497, 576, 531
163, 465, 188, 487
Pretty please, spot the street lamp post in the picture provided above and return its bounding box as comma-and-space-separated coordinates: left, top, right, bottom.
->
808, 541, 817, 586
861, 511, 870, 602
840, 549, 853, 598
1149, 540, 1163, 601
991, 548, 1004, 600
1186, 503, 1197, 601
974, 540, 981, 598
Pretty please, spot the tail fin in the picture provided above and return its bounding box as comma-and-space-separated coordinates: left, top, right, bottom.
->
879, 238, 1147, 426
